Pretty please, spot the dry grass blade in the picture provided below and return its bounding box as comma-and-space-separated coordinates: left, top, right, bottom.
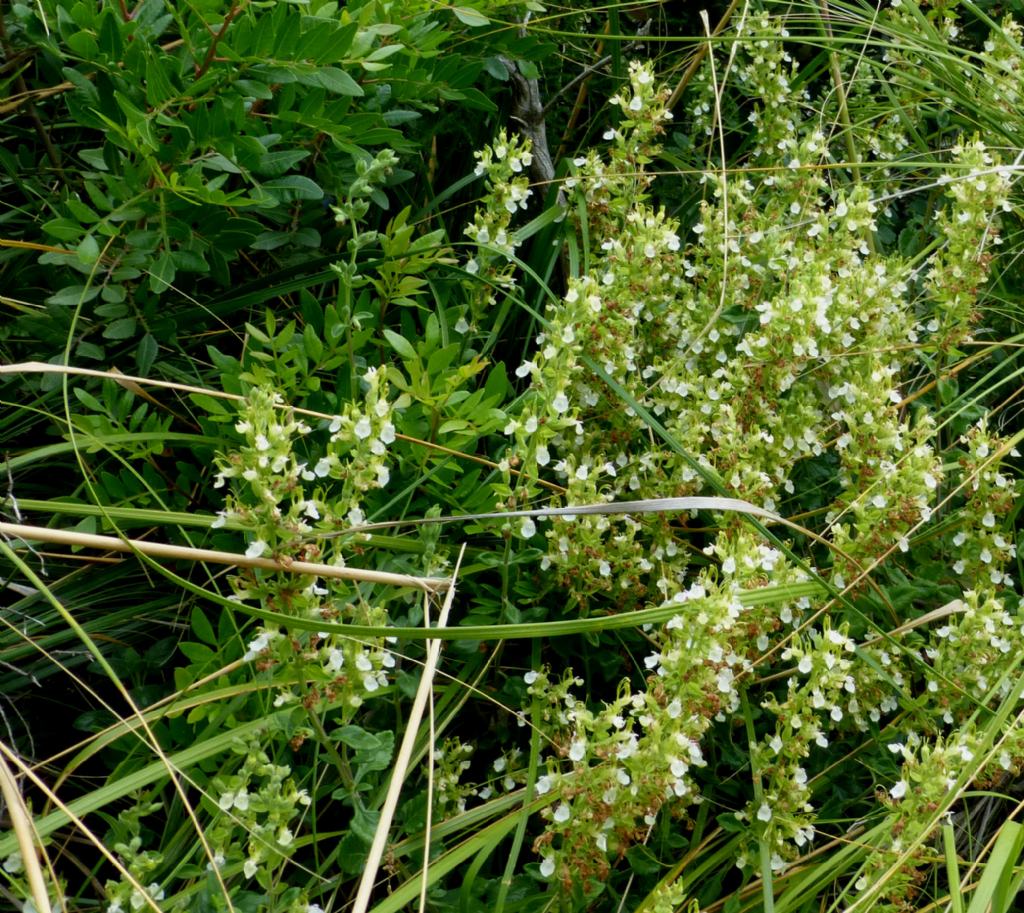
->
0, 521, 449, 592
0, 740, 163, 913
351, 545, 466, 913
0, 744, 53, 913
331, 495, 786, 534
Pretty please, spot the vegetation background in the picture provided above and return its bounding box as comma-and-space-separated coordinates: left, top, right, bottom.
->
3, 0, 1024, 911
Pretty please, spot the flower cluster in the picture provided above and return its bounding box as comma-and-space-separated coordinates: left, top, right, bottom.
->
179, 742, 313, 896
460, 130, 534, 328
213, 377, 401, 711
854, 729, 983, 911
332, 148, 399, 227
924, 139, 1011, 348
99, 798, 166, 913
433, 738, 477, 815
948, 422, 1020, 588
470, 22, 1023, 889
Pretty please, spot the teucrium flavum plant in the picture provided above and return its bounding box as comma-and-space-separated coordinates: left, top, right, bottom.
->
467, 25, 1024, 906
59, 8, 1024, 912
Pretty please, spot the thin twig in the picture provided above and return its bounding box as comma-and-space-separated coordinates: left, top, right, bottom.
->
352, 545, 465, 913
666, 0, 740, 112
0, 747, 52, 913
0, 522, 450, 592
195, 2, 241, 78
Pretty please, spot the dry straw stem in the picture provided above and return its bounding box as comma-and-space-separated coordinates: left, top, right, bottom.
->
0, 522, 450, 593
0, 739, 164, 913
351, 545, 465, 913
0, 744, 53, 913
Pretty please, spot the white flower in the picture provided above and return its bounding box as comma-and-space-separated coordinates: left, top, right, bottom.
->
354, 417, 372, 440
245, 539, 268, 559
757, 803, 772, 822
553, 803, 571, 823
569, 739, 586, 761
520, 518, 536, 538
523, 670, 539, 684
552, 393, 570, 414
244, 632, 271, 660
243, 858, 258, 879
890, 779, 908, 799
540, 856, 556, 878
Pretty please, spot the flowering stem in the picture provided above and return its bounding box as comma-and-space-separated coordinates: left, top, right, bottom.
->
494, 639, 541, 913
741, 690, 775, 913
302, 688, 354, 791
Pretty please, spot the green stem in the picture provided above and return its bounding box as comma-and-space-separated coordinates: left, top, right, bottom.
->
300, 664, 355, 791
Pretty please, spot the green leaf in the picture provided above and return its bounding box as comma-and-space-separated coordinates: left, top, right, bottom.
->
308, 67, 363, 96
149, 252, 176, 294
66, 198, 100, 224
303, 324, 323, 361
233, 78, 274, 100
354, 730, 394, 774
43, 218, 85, 241
74, 388, 105, 412
145, 55, 176, 107
484, 56, 509, 80
136, 333, 158, 374
179, 641, 215, 663
260, 175, 324, 202
76, 341, 106, 361
103, 317, 138, 340
333, 725, 380, 751
191, 607, 217, 646
256, 149, 310, 177
383, 328, 416, 360
350, 803, 380, 844
76, 233, 100, 265
452, 6, 489, 26
47, 285, 101, 306
66, 30, 99, 58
